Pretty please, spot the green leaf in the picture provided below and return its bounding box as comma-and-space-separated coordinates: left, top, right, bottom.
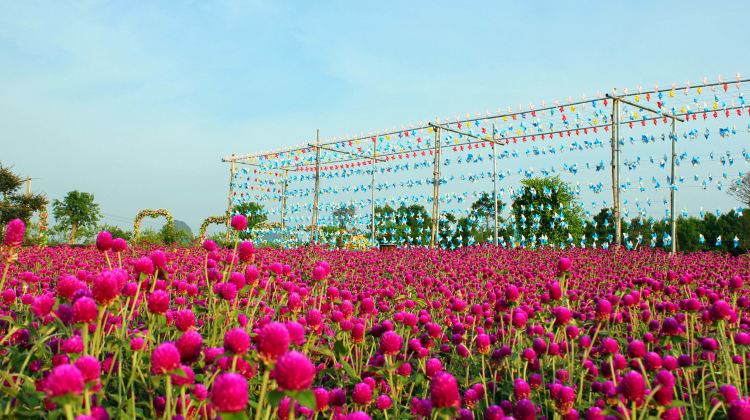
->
340, 359, 360, 381
267, 389, 285, 407
334, 340, 347, 357
172, 367, 189, 379
292, 389, 316, 410
218, 412, 249, 420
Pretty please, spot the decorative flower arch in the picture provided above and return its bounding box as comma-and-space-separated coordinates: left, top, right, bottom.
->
198, 215, 229, 242
133, 208, 174, 240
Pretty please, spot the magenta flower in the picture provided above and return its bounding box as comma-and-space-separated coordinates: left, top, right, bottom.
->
95, 231, 113, 252
151, 342, 181, 374
230, 214, 248, 231
430, 371, 460, 409
223, 327, 250, 355
379, 331, 403, 356
3, 218, 25, 247
256, 322, 290, 363
45, 364, 84, 398
273, 351, 315, 391
211, 373, 248, 413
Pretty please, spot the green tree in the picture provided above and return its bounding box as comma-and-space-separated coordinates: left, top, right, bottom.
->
332, 204, 356, 230
52, 191, 102, 244
375, 204, 431, 246
99, 224, 132, 241
469, 192, 505, 244
729, 173, 750, 207
233, 202, 267, 239
0, 164, 47, 227
510, 176, 584, 246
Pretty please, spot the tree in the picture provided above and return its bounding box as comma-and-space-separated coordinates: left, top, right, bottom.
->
375, 204, 431, 246
469, 192, 505, 243
52, 191, 102, 244
729, 173, 750, 207
233, 202, 267, 239
0, 164, 47, 227
99, 224, 132, 241
510, 176, 585, 246
332, 204, 356, 230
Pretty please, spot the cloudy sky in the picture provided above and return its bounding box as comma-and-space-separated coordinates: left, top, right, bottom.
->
2, 1, 748, 232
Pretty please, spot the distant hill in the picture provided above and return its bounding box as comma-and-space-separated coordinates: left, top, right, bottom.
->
173, 220, 193, 236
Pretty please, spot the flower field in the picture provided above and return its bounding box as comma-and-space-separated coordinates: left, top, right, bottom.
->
1, 217, 749, 420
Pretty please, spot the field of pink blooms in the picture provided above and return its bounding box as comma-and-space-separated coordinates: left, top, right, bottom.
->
1, 216, 749, 420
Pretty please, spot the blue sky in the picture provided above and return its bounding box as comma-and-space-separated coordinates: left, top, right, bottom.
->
2, 1, 749, 233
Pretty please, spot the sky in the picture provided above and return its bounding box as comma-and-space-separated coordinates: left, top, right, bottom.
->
1, 1, 749, 233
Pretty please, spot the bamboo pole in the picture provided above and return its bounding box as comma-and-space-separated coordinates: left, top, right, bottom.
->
225, 156, 236, 242
430, 126, 441, 248
311, 130, 321, 244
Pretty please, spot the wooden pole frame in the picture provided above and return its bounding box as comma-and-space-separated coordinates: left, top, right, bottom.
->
225, 156, 236, 242
430, 126, 441, 248
311, 129, 321, 244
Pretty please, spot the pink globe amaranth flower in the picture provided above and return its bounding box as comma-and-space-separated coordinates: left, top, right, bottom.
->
150, 250, 167, 270
237, 241, 254, 263
223, 328, 250, 355
176, 330, 203, 363
211, 373, 248, 413
273, 351, 315, 391
514, 399, 537, 420
147, 290, 170, 314
230, 214, 248, 231
619, 371, 646, 404
475, 333, 491, 355
728, 397, 750, 420
74, 356, 101, 383
585, 406, 605, 420
32, 294, 55, 318
627, 340, 647, 358
425, 358, 443, 378
429, 371, 461, 409
269, 262, 283, 275
61, 336, 84, 354
193, 383, 208, 401
553, 306, 573, 325
4, 218, 25, 246
174, 309, 196, 332
133, 257, 155, 275
203, 239, 218, 252
244, 265, 259, 285
719, 384, 739, 404
484, 405, 504, 420
514, 378, 531, 399
352, 382, 373, 405
45, 364, 84, 398
171, 364, 195, 387
256, 322, 290, 363
95, 231, 113, 251
151, 342, 181, 374
379, 331, 403, 356
346, 412, 371, 420
73, 297, 98, 324
130, 337, 145, 351
557, 257, 572, 273
313, 387, 329, 411
312, 265, 327, 281
375, 394, 392, 410
285, 321, 306, 346
92, 271, 120, 305
111, 237, 127, 252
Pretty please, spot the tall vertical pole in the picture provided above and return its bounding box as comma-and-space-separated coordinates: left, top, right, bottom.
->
311, 129, 321, 244
611, 98, 622, 247
225, 156, 236, 242
492, 124, 499, 246
670, 118, 677, 255
430, 126, 441, 248
281, 169, 289, 244
24, 177, 31, 195
370, 138, 378, 246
